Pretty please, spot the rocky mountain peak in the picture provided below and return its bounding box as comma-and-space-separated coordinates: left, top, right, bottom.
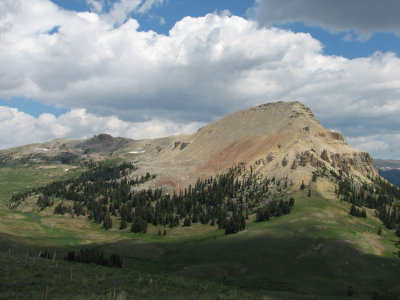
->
127, 101, 379, 191
0, 101, 379, 192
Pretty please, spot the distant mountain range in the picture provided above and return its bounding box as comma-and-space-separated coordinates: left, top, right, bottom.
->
374, 159, 400, 187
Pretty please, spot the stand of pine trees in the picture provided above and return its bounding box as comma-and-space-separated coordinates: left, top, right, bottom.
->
10, 162, 296, 235
256, 197, 294, 222
65, 248, 123, 268
337, 176, 400, 231
349, 204, 366, 218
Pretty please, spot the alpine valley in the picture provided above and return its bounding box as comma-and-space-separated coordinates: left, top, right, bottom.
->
1, 102, 399, 299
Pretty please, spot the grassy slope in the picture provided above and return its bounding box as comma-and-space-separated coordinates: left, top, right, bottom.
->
0, 163, 132, 246
1, 249, 258, 300
0, 165, 104, 246
157, 190, 400, 298
0, 167, 399, 299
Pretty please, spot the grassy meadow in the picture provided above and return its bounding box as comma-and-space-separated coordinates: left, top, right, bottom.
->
0, 165, 399, 299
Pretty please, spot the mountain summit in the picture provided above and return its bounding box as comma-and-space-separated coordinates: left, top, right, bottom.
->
0, 101, 378, 191
132, 101, 378, 190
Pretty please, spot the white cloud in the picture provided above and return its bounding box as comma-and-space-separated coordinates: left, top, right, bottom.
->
343, 33, 353, 42
0, 0, 399, 158
0, 106, 204, 150
86, 0, 103, 13
136, 0, 165, 14
107, 0, 142, 25
105, 0, 165, 24
348, 134, 400, 160
253, 0, 400, 38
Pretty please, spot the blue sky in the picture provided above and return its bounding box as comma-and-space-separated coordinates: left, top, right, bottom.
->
0, 0, 399, 159
50, 0, 400, 59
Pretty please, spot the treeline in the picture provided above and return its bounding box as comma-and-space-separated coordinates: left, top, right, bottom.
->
349, 204, 366, 218
37, 195, 53, 210
256, 197, 294, 222
65, 248, 123, 268
337, 176, 400, 236
10, 162, 295, 235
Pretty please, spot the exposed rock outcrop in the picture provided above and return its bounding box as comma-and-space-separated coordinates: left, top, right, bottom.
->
130, 101, 379, 190
1, 101, 379, 191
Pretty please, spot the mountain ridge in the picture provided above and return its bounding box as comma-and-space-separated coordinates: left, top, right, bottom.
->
130, 101, 378, 191
1, 101, 379, 191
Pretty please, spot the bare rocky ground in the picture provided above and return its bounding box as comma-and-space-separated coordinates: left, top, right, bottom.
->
1, 101, 378, 193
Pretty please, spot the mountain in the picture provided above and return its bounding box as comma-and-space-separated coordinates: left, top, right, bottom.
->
1, 101, 399, 299
1, 101, 378, 190
0, 133, 133, 166
374, 159, 400, 187
122, 101, 378, 191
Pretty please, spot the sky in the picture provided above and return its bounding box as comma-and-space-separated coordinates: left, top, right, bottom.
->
0, 0, 399, 159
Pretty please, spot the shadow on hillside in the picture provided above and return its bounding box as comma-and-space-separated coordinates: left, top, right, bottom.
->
2, 230, 400, 299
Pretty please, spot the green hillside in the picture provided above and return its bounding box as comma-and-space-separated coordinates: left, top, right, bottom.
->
1, 163, 400, 299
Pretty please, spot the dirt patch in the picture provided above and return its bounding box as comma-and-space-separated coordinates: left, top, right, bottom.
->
5, 213, 26, 220
289, 217, 312, 223
316, 178, 337, 200
41, 216, 93, 231
37, 165, 59, 169
345, 232, 384, 256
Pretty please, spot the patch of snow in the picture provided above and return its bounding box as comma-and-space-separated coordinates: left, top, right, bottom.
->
34, 147, 49, 152
129, 150, 145, 154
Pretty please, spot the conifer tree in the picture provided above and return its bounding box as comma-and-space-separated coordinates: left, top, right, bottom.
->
395, 225, 400, 238
183, 216, 192, 227
300, 181, 306, 190
377, 226, 382, 236
103, 213, 112, 230
119, 218, 127, 230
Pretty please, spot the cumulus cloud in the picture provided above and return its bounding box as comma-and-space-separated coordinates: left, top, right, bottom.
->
107, 0, 142, 25
136, 0, 165, 14
86, 0, 103, 13
348, 134, 400, 160
253, 0, 400, 38
105, 0, 165, 24
0, 106, 203, 150
0, 0, 399, 158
